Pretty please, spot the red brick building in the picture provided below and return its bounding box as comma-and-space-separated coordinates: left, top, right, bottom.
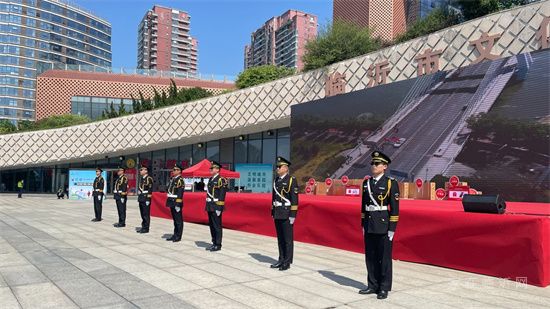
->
35, 70, 234, 120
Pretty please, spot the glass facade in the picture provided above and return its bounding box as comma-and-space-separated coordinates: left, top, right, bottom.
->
0, 128, 291, 193
71, 96, 133, 120
0, 0, 112, 124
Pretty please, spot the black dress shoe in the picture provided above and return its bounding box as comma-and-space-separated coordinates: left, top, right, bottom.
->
205, 244, 214, 251
279, 263, 290, 271
166, 236, 175, 241
209, 245, 221, 252
359, 288, 378, 295
270, 261, 283, 269
91, 218, 98, 222
173, 238, 181, 242
114, 223, 125, 228
139, 230, 149, 234
377, 291, 388, 299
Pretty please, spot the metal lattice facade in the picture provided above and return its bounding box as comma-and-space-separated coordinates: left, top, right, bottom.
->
1, 2, 548, 169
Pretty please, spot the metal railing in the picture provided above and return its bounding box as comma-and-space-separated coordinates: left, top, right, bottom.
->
37, 63, 235, 82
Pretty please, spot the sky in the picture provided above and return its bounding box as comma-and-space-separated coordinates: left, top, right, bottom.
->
75, 0, 333, 78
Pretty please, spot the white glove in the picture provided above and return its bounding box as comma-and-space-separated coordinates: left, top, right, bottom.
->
362, 228, 365, 236
145, 201, 150, 206
175, 206, 181, 212
216, 210, 221, 216
388, 231, 395, 241
289, 217, 295, 225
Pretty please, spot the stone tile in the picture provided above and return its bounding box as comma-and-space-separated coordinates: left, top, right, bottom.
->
0, 264, 49, 286
87, 302, 138, 309
35, 262, 91, 282
94, 273, 166, 301
0, 286, 20, 309
132, 270, 202, 294
51, 248, 96, 262
166, 265, 234, 288
54, 278, 127, 308
213, 284, 302, 309
12, 282, 78, 308
130, 294, 195, 309
244, 279, 341, 308
193, 262, 262, 283
0, 252, 29, 268
22, 250, 65, 266
272, 275, 365, 303
174, 289, 249, 309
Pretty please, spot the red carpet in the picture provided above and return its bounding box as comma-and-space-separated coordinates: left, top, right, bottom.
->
151, 192, 550, 287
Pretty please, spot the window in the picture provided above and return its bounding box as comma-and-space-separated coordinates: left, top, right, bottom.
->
192, 144, 205, 164
206, 141, 219, 161
277, 128, 290, 159
248, 133, 262, 163
234, 137, 247, 164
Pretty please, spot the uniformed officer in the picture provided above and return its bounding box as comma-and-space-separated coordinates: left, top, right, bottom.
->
270, 156, 299, 271
91, 167, 105, 222
166, 164, 185, 242
359, 151, 399, 299
113, 166, 128, 228
205, 160, 227, 252
137, 165, 153, 234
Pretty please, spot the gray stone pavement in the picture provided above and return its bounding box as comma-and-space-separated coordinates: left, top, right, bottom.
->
0, 195, 548, 309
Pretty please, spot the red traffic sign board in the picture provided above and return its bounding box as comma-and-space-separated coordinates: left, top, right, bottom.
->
449, 175, 460, 186
435, 188, 446, 200
325, 178, 333, 187
308, 178, 316, 186
468, 188, 478, 195
305, 186, 312, 194
341, 175, 349, 185
415, 178, 423, 188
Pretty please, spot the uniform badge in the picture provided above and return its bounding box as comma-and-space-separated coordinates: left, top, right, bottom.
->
394, 192, 400, 200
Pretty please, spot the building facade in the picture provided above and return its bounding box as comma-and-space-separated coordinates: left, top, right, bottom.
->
0, 2, 547, 193
333, 0, 454, 41
244, 10, 317, 71
35, 69, 234, 120
0, 0, 111, 124
137, 5, 198, 75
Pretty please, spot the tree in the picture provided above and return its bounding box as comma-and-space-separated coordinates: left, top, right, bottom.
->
302, 20, 383, 71
17, 120, 36, 131
117, 100, 128, 116
395, 8, 460, 44
235, 65, 295, 89
456, 0, 528, 21
33, 114, 90, 130
177, 87, 212, 102
0, 119, 16, 134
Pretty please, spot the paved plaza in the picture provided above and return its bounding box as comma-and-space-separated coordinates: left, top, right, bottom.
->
0, 195, 548, 309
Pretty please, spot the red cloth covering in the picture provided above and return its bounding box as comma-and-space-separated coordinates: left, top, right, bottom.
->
180, 159, 240, 178
151, 192, 550, 287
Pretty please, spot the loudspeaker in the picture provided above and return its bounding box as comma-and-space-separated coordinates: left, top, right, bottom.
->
462, 194, 506, 214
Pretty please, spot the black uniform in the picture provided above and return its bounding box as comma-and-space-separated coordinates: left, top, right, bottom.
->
92, 175, 105, 220
362, 171, 399, 293
166, 175, 185, 242
137, 174, 153, 232
113, 174, 128, 226
205, 173, 227, 250
272, 167, 299, 268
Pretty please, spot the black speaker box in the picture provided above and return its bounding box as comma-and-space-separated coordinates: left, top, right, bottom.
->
462, 194, 506, 214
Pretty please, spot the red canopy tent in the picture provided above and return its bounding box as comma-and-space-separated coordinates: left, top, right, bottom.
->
181, 159, 240, 178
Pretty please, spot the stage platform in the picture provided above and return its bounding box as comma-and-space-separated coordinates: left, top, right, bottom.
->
152, 192, 550, 287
